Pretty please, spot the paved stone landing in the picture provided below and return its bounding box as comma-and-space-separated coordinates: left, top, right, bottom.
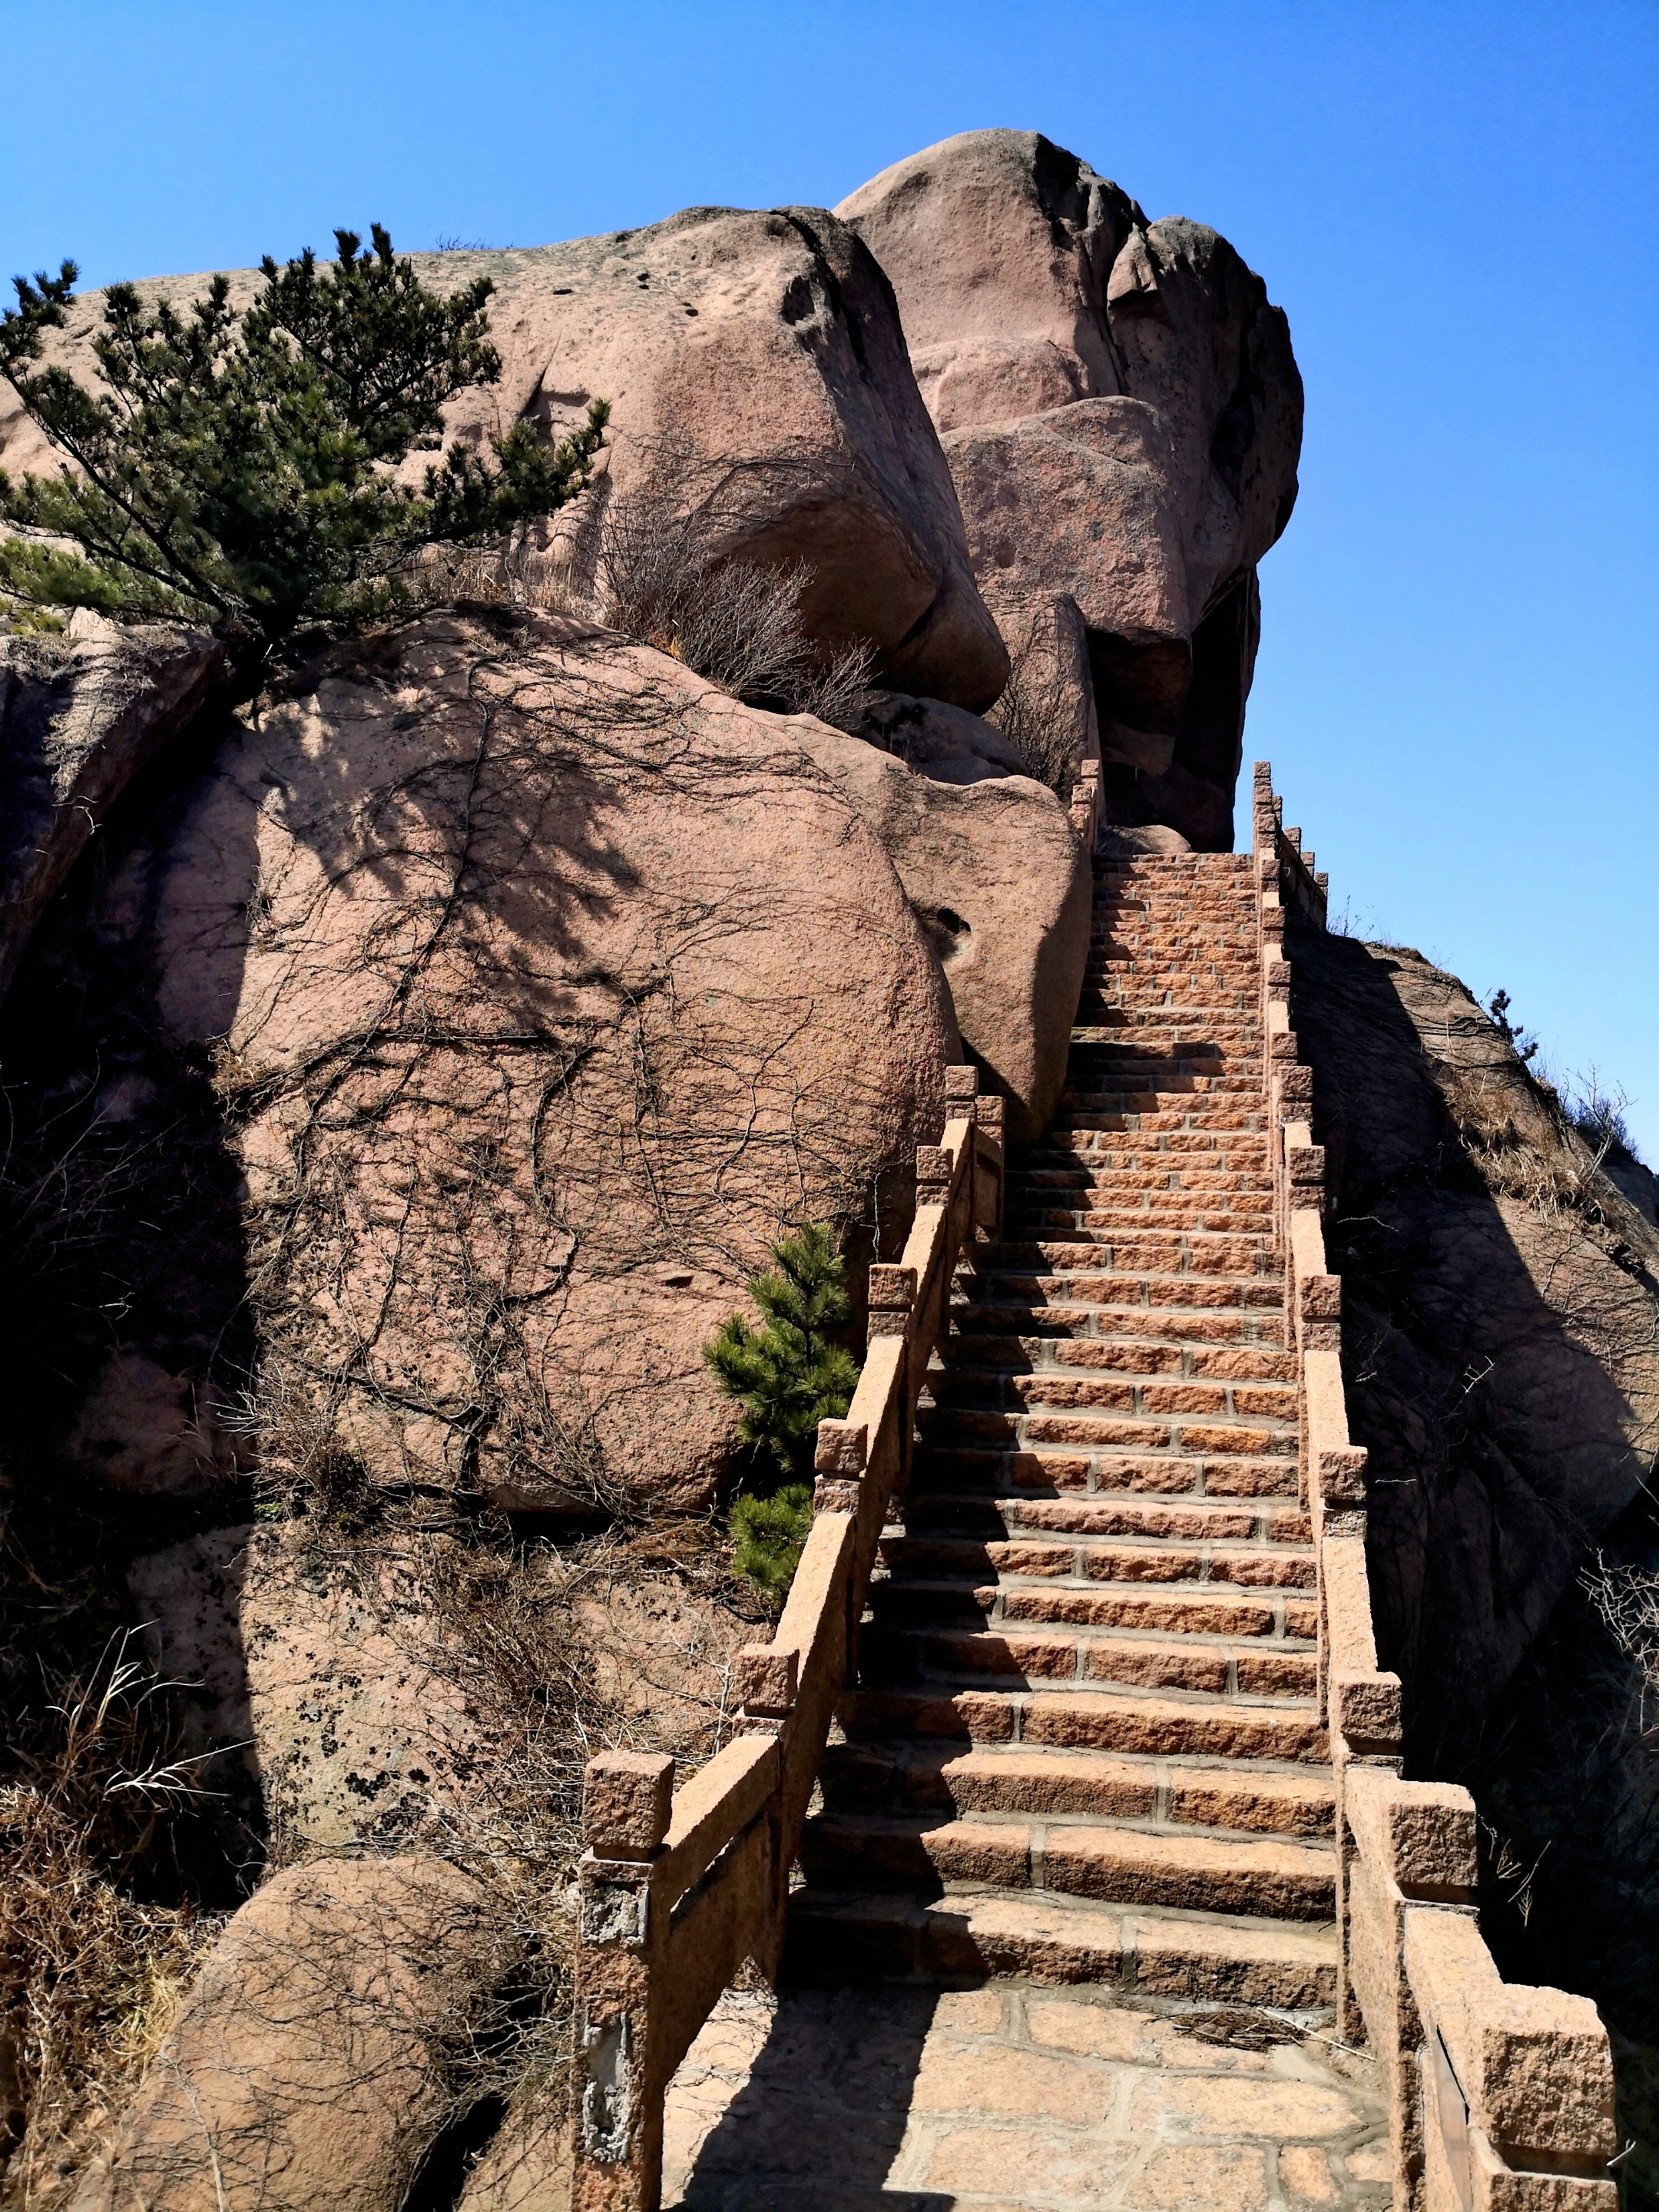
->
663, 1980, 1389, 2211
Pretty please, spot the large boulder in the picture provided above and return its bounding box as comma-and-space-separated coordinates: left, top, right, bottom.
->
68, 1856, 513, 2212
5, 610, 956, 1518
793, 723, 1091, 1143
0, 610, 223, 1002
942, 399, 1191, 737
0, 210, 1008, 713
837, 129, 1303, 847
127, 1517, 756, 1853
833, 129, 1142, 432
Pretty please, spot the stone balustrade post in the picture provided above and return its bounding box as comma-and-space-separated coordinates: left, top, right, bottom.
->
572, 1750, 675, 2212
972, 1092, 1005, 1240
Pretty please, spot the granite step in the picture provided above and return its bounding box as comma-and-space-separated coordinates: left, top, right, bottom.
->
843, 1683, 1329, 1764
784, 1888, 1339, 2006
820, 1740, 1336, 1836
796, 1811, 1336, 1921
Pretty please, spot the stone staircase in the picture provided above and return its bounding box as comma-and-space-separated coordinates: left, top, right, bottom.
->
789, 850, 1339, 2012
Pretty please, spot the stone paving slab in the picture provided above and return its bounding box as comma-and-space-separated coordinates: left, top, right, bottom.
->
663, 1980, 1389, 2210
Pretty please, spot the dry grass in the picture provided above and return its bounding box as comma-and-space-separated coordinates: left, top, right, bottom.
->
982, 618, 1082, 796
1441, 1061, 1630, 1220
0, 1633, 226, 2204
597, 442, 873, 722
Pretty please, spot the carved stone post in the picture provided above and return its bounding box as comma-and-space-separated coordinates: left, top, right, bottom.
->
869, 1260, 919, 1485
571, 1751, 674, 2212
734, 1644, 797, 1982
973, 1092, 1005, 1241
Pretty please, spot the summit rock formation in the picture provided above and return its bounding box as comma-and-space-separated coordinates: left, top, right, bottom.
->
838, 130, 1303, 848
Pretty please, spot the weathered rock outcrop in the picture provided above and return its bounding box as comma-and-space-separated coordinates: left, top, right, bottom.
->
1290, 927, 1659, 2027
794, 722, 1091, 1142
1291, 932, 1659, 1750
0, 209, 1009, 712
838, 129, 1302, 847
68, 1856, 512, 2212
840, 687, 1027, 783
0, 611, 224, 1002
980, 588, 1100, 791
3, 610, 957, 1521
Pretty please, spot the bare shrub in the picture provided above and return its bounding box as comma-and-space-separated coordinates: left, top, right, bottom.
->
1568, 1071, 1644, 1170
417, 529, 580, 617
1583, 1554, 1659, 1722
598, 442, 873, 722
982, 618, 1080, 796
323, 1517, 764, 2140
0, 1633, 226, 2198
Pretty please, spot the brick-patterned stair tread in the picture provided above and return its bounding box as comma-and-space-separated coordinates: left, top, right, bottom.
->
870, 1575, 1316, 1634
844, 1685, 1329, 1763
799, 1813, 1335, 1920
790, 849, 1334, 2005
785, 1889, 1338, 2007
822, 1742, 1336, 1833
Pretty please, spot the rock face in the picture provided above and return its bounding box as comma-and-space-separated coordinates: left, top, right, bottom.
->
841, 687, 1027, 784
68, 1856, 512, 2212
5, 611, 956, 1519
0, 210, 1008, 714
981, 588, 1101, 795
0, 611, 224, 1002
1290, 931, 1659, 1753
127, 1517, 756, 1854
793, 723, 1091, 1142
1290, 928, 1659, 2024
837, 130, 1302, 848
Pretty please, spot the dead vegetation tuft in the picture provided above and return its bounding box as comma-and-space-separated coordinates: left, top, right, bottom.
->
596, 440, 874, 723
982, 614, 1082, 796
0, 1631, 226, 2202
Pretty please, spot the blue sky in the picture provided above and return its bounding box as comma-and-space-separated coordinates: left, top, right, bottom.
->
4, 1, 1655, 1150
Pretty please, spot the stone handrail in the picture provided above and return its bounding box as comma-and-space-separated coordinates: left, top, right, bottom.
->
569, 1062, 1005, 2212
1068, 713, 1103, 852
1252, 761, 1618, 2209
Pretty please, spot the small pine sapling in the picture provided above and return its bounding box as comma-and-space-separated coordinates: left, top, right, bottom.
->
1488, 989, 1540, 1065
729, 1486, 816, 1595
704, 1223, 858, 1484
704, 1224, 859, 1594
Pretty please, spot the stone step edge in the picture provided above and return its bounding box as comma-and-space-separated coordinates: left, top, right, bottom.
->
803, 1807, 1336, 1861
782, 1888, 1339, 2005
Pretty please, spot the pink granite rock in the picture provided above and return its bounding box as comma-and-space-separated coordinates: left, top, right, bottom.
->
0, 611, 224, 1002
66, 611, 954, 1516
1, 209, 1008, 713
68, 1856, 512, 2212
836, 131, 1143, 432
837, 129, 1302, 848
794, 721, 1091, 1143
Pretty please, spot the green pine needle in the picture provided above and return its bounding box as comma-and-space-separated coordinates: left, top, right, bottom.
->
704, 1224, 859, 1595
0, 232, 608, 654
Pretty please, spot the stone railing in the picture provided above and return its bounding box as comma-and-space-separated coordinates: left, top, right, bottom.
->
1068, 711, 1103, 851
1252, 762, 1618, 2209
569, 1063, 1005, 2212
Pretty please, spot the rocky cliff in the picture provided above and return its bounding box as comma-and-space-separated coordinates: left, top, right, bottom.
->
0, 131, 1325, 2204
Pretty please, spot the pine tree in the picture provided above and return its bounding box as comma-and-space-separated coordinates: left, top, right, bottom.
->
0, 227, 608, 654
728, 1485, 816, 1595
704, 1223, 859, 1487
